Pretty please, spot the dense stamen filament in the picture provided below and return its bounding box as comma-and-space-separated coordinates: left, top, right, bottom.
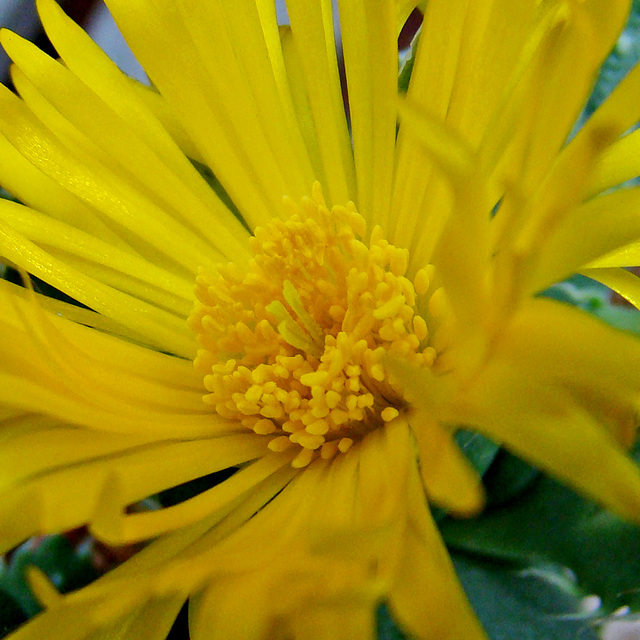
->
190, 184, 444, 468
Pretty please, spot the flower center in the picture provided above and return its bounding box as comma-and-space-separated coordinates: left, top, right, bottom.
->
190, 184, 440, 468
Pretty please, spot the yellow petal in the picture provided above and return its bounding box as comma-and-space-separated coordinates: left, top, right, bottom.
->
0, 222, 194, 357
389, 460, 489, 640
390, 0, 467, 250
491, 299, 640, 398
589, 127, 640, 196
180, 0, 316, 199
91, 449, 295, 545
8, 10, 250, 261
7, 571, 175, 640
0, 81, 222, 277
510, 0, 630, 191
102, 0, 288, 227
0, 130, 125, 246
285, 0, 355, 205
409, 413, 485, 516
524, 183, 640, 294
453, 315, 640, 524
0, 199, 193, 316
583, 266, 640, 310
397, 98, 491, 334
338, 0, 396, 226
0, 430, 264, 552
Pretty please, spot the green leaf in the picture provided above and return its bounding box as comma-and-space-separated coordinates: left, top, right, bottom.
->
481, 450, 539, 508
377, 604, 408, 640
440, 475, 640, 612
455, 430, 501, 478
453, 554, 600, 640
0, 535, 98, 620
583, 0, 640, 120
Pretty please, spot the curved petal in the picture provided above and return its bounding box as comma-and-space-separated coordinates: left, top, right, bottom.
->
91, 449, 295, 545
388, 458, 489, 640
450, 301, 640, 523
5, 575, 157, 640
583, 267, 640, 311
408, 412, 485, 516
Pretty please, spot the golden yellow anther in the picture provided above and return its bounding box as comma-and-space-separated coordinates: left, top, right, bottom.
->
390, 249, 409, 277
268, 436, 294, 452
307, 419, 329, 435
292, 448, 316, 468
300, 371, 329, 387
381, 407, 400, 422
413, 265, 434, 295
254, 419, 278, 434
190, 186, 442, 469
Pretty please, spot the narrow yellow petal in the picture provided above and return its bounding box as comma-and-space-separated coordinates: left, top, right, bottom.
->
25, 567, 63, 609
0, 199, 193, 313
445, 0, 539, 148
491, 299, 640, 402
409, 413, 485, 516
0, 434, 266, 551
524, 184, 640, 294
189, 579, 273, 640
173, 0, 308, 202
36, 0, 248, 247
338, 0, 396, 226
91, 449, 295, 545
0, 425, 161, 492
583, 266, 640, 310
0, 130, 126, 247
589, 127, 640, 196
0, 277, 199, 389
355, 420, 412, 526
509, 0, 630, 192
389, 461, 489, 640
0, 370, 219, 437
0, 78, 221, 276
189, 0, 316, 199
463, 371, 640, 524
285, 0, 356, 205
390, 0, 466, 249
280, 26, 326, 187
451, 302, 640, 523
102, 0, 282, 228
0, 223, 194, 357
145, 462, 304, 594
4, 575, 151, 640
493, 123, 619, 312
120, 77, 204, 164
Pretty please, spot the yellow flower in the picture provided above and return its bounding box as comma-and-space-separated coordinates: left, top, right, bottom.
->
2, 0, 640, 638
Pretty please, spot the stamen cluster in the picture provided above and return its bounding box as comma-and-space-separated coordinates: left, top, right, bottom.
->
190, 186, 438, 467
